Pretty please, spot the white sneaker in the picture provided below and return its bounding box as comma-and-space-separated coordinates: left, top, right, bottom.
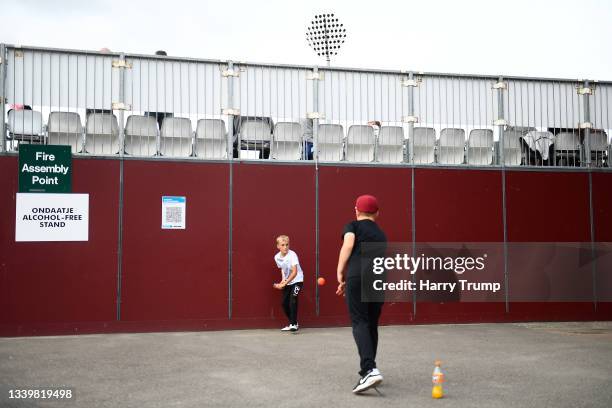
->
289, 324, 299, 332
352, 368, 383, 393
281, 325, 293, 331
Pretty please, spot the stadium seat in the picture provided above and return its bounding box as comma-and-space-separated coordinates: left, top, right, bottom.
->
585, 130, 608, 167
47, 112, 83, 153
7, 109, 45, 144
125, 115, 158, 156
160, 117, 193, 157
195, 119, 227, 159
438, 128, 465, 164
412, 127, 436, 164
271, 122, 302, 160
467, 129, 493, 165
346, 125, 374, 162
317, 124, 344, 161
502, 129, 522, 165
554, 132, 581, 167
85, 113, 120, 154
376, 126, 404, 163
238, 120, 272, 159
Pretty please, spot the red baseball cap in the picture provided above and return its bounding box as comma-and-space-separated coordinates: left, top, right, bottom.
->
355, 194, 379, 213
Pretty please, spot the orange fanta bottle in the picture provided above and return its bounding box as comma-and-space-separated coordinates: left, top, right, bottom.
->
432, 360, 445, 399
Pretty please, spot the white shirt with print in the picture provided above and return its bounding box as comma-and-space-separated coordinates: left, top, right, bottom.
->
274, 249, 304, 285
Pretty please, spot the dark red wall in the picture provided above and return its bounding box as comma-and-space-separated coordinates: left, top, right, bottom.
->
1, 155, 610, 336
318, 165, 412, 325
231, 162, 316, 327
121, 161, 229, 325
506, 170, 596, 321
592, 172, 612, 319
0, 157, 119, 335
414, 168, 506, 322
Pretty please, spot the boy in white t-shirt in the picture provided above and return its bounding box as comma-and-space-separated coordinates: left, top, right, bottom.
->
273, 235, 304, 332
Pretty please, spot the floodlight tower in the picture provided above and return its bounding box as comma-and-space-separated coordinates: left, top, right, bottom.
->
306, 13, 347, 66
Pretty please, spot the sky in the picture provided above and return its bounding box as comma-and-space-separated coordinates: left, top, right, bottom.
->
2, 0, 611, 80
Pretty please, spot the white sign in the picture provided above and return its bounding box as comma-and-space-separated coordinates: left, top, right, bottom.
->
162, 196, 186, 229
15, 193, 89, 242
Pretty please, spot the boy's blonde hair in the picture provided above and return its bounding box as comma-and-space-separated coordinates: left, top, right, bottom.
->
275, 235, 290, 245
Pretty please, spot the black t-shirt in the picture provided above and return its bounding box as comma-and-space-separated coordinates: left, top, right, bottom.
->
342, 219, 387, 279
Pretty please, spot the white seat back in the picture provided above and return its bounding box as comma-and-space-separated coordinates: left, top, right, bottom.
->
8, 110, 44, 139
272, 122, 302, 160
317, 124, 344, 161
161, 117, 193, 157
85, 113, 120, 154
467, 129, 493, 165
195, 119, 227, 159
377, 126, 404, 163
346, 125, 374, 162
439, 128, 465, 164
240, 120, 272, 142
412, 127, 436, 164
502, 130, 522, 165
125, 115, 158, 156
48, 112, 83, 153
555, 132, 581, 151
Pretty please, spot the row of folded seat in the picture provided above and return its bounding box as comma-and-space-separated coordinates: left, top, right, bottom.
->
6, 110, 609, 166
318, 125, 496, 164
6, 110, 229, 157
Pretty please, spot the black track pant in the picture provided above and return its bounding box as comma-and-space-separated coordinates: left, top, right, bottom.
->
282, 282, 302, 325
346, 277, 383, 376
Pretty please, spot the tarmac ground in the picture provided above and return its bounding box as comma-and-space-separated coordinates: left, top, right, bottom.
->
1, 321, 612, 408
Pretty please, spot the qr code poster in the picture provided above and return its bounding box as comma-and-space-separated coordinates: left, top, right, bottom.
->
161, 196, 186, 229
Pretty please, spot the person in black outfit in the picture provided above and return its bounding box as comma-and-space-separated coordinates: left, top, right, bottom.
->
336, 194, 387, 394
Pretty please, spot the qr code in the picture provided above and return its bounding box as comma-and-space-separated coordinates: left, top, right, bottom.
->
165, 206, 183, 223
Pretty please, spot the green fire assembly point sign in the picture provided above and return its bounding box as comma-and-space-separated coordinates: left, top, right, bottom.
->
19, 145, 72, 193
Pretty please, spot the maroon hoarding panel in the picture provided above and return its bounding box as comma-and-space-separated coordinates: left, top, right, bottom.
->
121, 160, 229, 322
318, 165, 413, 324
592, 172, 612, 319
231, 163, 316, 325
0, 157, 119, 335
414, 168, 506, 322
506, 171, 594, 320
506, 171, 590, 242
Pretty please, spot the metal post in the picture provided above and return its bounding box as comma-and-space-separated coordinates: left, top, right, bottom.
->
497, 77, 505, 166
583, 80, 592, 167
312, 66, 320, 316
117, 54, 126, 156
497, 76, 510, 313
227, 61, 235, 319
583, 80, 597, 309
407, 72, 417, 318
115, 53, 128, 320
407, 72, 415, 164
0, 44, 6, 153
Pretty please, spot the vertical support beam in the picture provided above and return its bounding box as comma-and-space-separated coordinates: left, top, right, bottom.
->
115, 54, 127, 321
583, 80, 597, 310
116, 155, 124, 321
497, 77, 506, 167
0, 44, 7, 153
406, 72, 417, 318
583, 80, 592, 167
117, 54, 126, 156
312, 66, 320, 316
496, 76, 510, 313
227, 61, 235, 319
407, 72, 415, 164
